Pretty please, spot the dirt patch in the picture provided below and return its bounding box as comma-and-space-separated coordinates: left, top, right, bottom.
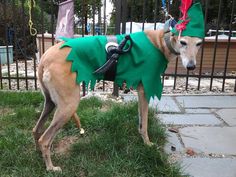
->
54, 136, 78, 155
0, 107, 14, 116
100, 104, 110, 112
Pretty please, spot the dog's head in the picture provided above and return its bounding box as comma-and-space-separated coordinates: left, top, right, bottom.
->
171, 35, 202, 70
167, 2, 205, 70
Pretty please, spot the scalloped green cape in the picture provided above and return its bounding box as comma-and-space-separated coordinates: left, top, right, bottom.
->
60, 32, 168, 102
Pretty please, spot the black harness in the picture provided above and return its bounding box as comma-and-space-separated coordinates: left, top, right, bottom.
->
104, 36, 118, 81
93, 35, 133, 81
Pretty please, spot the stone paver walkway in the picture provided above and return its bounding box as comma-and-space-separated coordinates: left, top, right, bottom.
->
156, 95, 236, 177
123, 94, 236, 176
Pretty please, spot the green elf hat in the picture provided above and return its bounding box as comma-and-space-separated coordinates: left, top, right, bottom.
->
171, 2, 205, 38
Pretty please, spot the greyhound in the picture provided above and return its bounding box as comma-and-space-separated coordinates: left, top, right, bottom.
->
33, 29, 202, 171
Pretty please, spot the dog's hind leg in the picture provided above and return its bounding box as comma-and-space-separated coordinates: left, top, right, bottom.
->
38, 101, 79, 171
137, 84, 153, 146
72, 113, 85, 135
38, 76, 80, 171
33, 88, 55, 151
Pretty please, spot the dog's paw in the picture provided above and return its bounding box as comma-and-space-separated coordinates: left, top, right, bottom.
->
140, 135, 155, 147
80, 128, 85, 135
47, 166, 62, 172
145, 141, 154, 147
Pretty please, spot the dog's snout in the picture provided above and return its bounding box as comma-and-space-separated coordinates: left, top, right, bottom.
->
186, 60, 196, 70
187, 64, 195, 70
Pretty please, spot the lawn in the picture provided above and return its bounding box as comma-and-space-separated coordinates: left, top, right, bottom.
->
0, 91, 183, 177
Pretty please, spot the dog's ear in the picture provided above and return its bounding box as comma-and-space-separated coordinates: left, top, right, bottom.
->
170, 33, 178, 45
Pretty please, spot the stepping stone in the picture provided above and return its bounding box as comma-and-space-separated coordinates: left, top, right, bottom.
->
149, 96, 181, 113
164, 131, 184, 153
123, 95, 181, 113
181, 157, 236, 177
185, 109, 211, 114
216, 109, 236, 126
176, 96, 236, 108
159, 114, 222, 126
180, 127, 236, 155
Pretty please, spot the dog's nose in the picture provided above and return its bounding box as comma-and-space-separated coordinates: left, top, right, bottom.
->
187, 64, 196, 70
187, 60, 196, 70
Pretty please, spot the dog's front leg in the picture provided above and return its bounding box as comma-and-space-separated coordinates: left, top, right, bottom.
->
72, 113, 85, 135
137, 84, 153, 146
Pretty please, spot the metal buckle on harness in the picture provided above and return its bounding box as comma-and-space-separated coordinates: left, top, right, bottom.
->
105, 42, 119, 54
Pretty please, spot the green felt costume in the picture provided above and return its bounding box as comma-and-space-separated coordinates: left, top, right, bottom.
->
60, 2, 205, 102
171, 2, 205, 38
60, 32, 168, 102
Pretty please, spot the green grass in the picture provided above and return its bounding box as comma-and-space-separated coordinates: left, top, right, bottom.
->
0, 91, 183, 177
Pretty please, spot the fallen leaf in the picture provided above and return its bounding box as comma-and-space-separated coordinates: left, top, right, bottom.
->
186, 148, 195, 156
168, 127, 179, 133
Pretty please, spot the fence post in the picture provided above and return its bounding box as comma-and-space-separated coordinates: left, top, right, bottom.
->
113, 0, 127, 97
112, 0, 121, 97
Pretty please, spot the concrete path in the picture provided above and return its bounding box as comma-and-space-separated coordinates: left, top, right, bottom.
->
156, 95, 236, 177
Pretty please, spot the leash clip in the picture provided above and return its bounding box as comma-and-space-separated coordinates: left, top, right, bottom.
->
164, 17, 177, 33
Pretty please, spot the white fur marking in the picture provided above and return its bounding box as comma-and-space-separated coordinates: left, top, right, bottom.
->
42, 70, 59, 105
42, 69, 51, 83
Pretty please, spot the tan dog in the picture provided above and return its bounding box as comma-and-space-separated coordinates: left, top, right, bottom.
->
33, 29, 202, 171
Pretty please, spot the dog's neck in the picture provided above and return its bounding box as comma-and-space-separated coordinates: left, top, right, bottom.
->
163, 32, 180, 56
145, 30, 179, 62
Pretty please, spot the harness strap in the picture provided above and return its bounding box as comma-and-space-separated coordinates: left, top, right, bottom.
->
104, 36, 118, 81
164, 32, 180, 55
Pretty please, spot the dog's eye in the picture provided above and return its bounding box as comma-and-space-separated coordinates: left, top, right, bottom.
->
180, 41, 187, 46
196, 42, 202, 47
